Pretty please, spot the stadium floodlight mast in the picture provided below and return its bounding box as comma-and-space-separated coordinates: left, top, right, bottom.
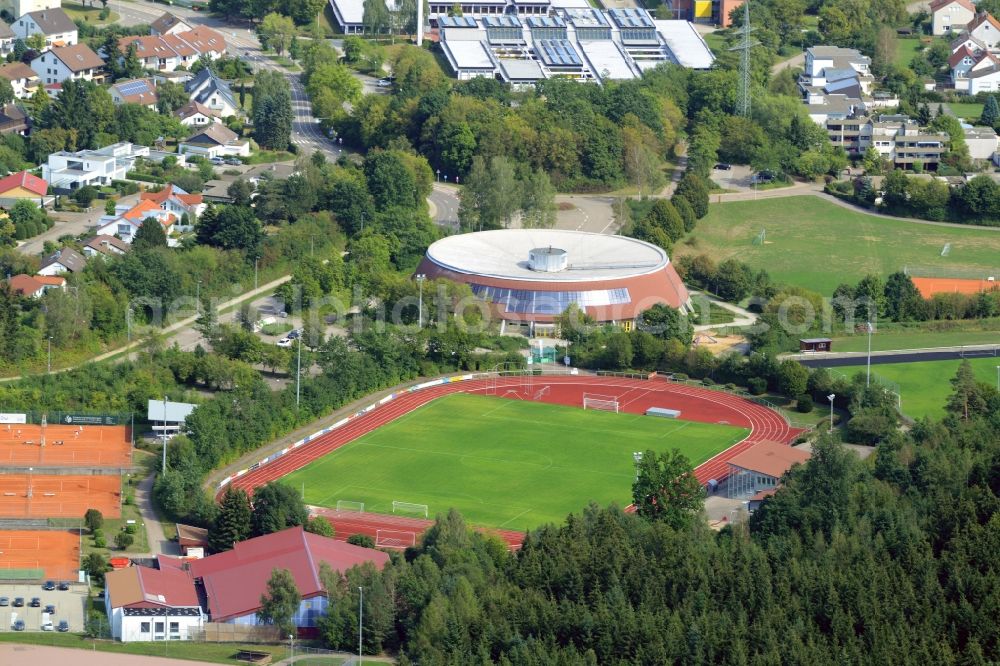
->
416, 273, 426, 328
865, 321, 873, 387
996, 365, 999, 392
161, 395, 168, 473
827, 394, 836, 433
358, 586, 364, 662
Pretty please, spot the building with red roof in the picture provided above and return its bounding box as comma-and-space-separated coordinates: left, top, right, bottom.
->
104, 563, 205, 642
96, 198, 178, 246
726, 441, 810, 499
189, 526, 390, 629
6, 273, 64, 298
0, 170, 47, 200
140, 184, 206, 219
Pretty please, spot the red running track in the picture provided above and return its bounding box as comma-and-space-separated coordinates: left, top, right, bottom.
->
225, 376, 802, 549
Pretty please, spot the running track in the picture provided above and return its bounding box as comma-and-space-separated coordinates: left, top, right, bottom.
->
225, 376, 802, 548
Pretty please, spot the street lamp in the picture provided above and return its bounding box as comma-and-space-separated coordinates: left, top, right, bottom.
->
865, 321, 873, 387
436, 168, 440, 182
126, 306, 133, 343
196, 280, 202, 313
358, 586, 364, 662
47, 336, 52, 374
161, 395, 168, 473
415, 274, 426, 329
827, 394, 836, 433
289, 634, 294, 662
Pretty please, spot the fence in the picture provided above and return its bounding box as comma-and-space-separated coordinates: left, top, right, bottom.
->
191, 623, 282, 643
20, 412, 131, 426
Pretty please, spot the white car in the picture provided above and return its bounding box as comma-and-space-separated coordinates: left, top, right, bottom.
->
276, 338, 293, 348
376, 79, 391, 88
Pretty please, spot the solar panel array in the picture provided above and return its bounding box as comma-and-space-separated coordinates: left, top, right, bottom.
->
483, 15, 521, 27
439, 16, 478, 28
564, 8, 608, 28
536, 39, 582, 67
526, 15, 565, 27
116, 79, 152, 97
608, 8, 654, 29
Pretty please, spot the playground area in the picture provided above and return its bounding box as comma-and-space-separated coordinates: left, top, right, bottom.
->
0, 530, 80, 580
0, 474, 121, 519
0, 424, 131, 467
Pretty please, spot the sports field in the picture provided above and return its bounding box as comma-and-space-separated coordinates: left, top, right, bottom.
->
283, 393, 749, 531
825, 356, 999, 419
679, 197, 1000, 294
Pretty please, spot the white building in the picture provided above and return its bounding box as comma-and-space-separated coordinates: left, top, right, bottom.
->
13, 8, 76, 48
967, 12, 1000, 50
184, 68, 240, 117
0, 0, 60, 19
118, 27, 226, 73
0, 22, 16, 56
31, 42, 103, 85
109, 78, 158, 108
930, 0, 976, 35
38, 246, 85, 275
105, 564, 205, 643
176, 100, 220, 126
42, 142, 151, 191
964, 125, 998, 160
178, 122, 249, 159
95, 198, 178, 246
150, 12, 193, 36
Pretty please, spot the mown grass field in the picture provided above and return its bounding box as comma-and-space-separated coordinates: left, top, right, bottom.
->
678, 197, 1000, 294
284, 393, 748, 531
831, 325, 1000, 352
823, 356, 999, 419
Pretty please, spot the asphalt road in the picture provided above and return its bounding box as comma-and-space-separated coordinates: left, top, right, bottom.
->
797, 347, 1000, 368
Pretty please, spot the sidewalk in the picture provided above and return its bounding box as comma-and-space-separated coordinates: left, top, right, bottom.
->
134, 471, 180, 557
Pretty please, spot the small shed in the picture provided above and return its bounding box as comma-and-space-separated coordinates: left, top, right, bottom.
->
799, 337, 833, 352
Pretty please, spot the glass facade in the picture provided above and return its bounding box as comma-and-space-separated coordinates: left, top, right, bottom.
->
471, 283, 630, 315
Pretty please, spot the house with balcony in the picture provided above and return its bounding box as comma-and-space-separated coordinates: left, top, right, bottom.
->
931, 0, 976, 35
0, 61, 39, 99
95, 198, 179, 246
110, 78, 159, 109
13, 8, 77, 48
31, 43, 104, 85
825, 114, 949, 170
42, 142, 151, 192
177, 122, 250, 159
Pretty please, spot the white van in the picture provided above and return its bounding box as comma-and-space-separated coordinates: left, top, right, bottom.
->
41, 612, 53, 631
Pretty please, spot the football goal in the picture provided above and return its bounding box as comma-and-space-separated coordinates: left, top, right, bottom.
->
335, 500, 365, 513
583, 393, 620, 413
532, 386, 550, 401
392, 501, 429, 518
376, 529, 417, 549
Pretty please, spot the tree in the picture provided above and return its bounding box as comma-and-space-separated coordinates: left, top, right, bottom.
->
674, 172, 710, 218
305, 515, 335, 537
362, 0, 391, 35
260, 12, 296, 55
114, 530, 134, 550
250, 481, 308, 537
0, 78, 13, 107
520, 169, 556, 229
458, 155, 520, 231
777, 359, 809, 397
156, 80, 189, 114
82, 552, 109, 585
198, 205, 264, 259
883, 271, 923, 322
632, 448, 704, 529
210, 486, 252, 552
862, 146, 885, 175
252, 71, 292, 150
133, 217, 167, 250
638, 303, 693, 344
257, 568, 301, 636
84, 508, 104, 533
981, 95, 999, 128
713, 258, 754, 302
947, 360, 987, 420
671, 195, 697, 232
227, 179, 255, 206
642, 199, 685, 242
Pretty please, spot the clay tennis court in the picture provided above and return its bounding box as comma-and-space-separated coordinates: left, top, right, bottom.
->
912, 276, 1000, 298
0, 474, 121, 518
0, 424, 130, 467
0, 530, 80, 580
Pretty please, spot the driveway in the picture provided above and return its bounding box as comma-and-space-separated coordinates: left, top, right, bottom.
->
18, 194, 139, 257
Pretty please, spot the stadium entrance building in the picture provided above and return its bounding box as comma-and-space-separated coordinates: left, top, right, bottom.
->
415, 229, 691, 336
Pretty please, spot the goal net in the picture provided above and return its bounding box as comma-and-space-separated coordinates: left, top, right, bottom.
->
392, 501, 429, 518
583, 393, 620, 413
335, 500, 365, 513
376, 529, 417, 549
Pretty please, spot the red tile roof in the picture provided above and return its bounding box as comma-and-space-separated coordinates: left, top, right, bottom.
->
105, 564, 201, 609
177, 26, 226, 54
726, 441, 811, 478
141, 184, 203, 208
121, 198, 164, 221
968, 11, 1000, 34
949, 44, 975, 68
7, 274, 43, 296
930, 0, 975, 13
189, 527, 389, 622
34, 275, 66, 287
0, 170, 47, 196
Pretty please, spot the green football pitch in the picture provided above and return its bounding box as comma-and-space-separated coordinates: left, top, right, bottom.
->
826, 356, 1000, 420
283, 393, 749, 531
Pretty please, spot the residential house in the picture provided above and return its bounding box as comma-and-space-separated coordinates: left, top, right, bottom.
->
0, 0, 60, 18
140, 184, 205, 220
825, 114, 948, 170
118, 35, 181, 72
38, 247, 85, 275
0, 61, 40, 99
965, 63, 1000, 93
966, 12, 1000, 50
184, 69, 239, 117
118, 27, 226, 74
104, 564, 205, 643
150, 12, 193, 36
188, 526, 389, 630
31, 43, 104, 85
95, 198, 178, 246
6, 273, 64, 298
931, 0, 976, 35
0, 103, 28, 135
175, 100, 220, 127
42, 142, 151, 191
803, 45, 871, 80
950, 32, 986, 56
0, 22, 16, 56
13, 8, 77, 48
964, 125, 998, 160
175, 26, 226, 60
0, 170, 47, 203
178, 122, 249, 159
110, 78, 158, 109
82, 234, 130, 259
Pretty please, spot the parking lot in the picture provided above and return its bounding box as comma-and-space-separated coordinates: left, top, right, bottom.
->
0, 583, 86, 633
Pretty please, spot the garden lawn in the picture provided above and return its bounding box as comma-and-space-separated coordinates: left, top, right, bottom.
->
283, 393, 747, 531
948, 102, 985, 122
679, 196, 1000, 294
821, 356, 999, 419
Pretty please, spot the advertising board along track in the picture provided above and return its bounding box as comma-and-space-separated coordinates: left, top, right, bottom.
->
219, 373, 801, 548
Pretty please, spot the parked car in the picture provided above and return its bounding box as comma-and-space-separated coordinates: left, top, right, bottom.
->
276, 338, 292, 348
57, 582, 69, 590
287, 330, 300, 340
0, 597, 9, 606
41, 619, 53, 631
42, 581, 55, 591
210, 157, 226, 166
225, 157, 242, 166
44, 604, 55, 614
12, 597, 23, 607
12, 620, 24, 631
58, 620, 70, 632
376, 78, 391, 87
29, 598, 40, 608
714, 163, 732, 170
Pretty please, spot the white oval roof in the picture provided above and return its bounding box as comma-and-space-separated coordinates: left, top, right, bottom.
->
425, 229, 668, 282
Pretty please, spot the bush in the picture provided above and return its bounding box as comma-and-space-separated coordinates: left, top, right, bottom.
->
701, 377, 715, 386
796, 394, 814, 413
94, 533, 106, 548
114, 530, 134, 550
747, 377, 768, 395
71, 185, 99, 207
346, 533, 375, 548
672, 373, 689, 381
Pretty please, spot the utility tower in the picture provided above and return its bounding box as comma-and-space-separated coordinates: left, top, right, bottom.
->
728, 2, 759, 118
